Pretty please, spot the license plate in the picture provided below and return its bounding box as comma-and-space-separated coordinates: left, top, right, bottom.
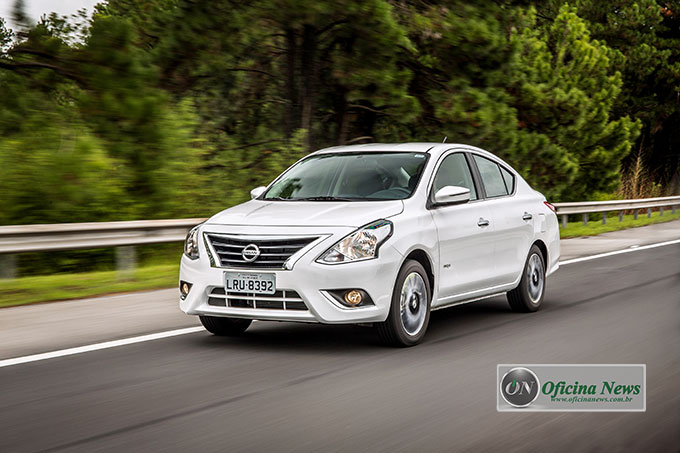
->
224, 272, 276, 295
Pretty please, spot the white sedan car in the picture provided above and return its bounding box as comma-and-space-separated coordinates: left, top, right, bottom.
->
180, 143, 560, 346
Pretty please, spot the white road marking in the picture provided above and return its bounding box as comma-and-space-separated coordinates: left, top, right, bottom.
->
1, 238, 679, 369
0, 326, 203, 368
559, 238, 680, 266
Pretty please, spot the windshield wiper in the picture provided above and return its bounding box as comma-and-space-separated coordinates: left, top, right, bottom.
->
291, 196, 354, 201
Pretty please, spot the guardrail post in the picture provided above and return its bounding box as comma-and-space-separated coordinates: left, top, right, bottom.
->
582, 213, 588, 225
619, 211, 624, 222
647, 208, 652, 218
660, 206, 664, 216
673, 205, 677, 214
602, 212, 607, 225
0, 254, 17, 279
115, 246, 136, 280
561, 215, 568, 228
634, 209, 638, 220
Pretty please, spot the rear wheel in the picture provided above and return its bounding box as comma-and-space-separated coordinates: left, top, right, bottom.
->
376, 260, 431, 347
199, 316, 252, 336
507, 245, 545, 312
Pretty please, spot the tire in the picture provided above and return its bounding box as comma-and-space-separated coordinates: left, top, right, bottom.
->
507, 245, 546, 313
376, 260, 432, 347
199, 316, 252, 336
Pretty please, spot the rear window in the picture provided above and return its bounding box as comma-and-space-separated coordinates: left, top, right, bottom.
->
500, 166, 515, 194
473, 155, 509, 198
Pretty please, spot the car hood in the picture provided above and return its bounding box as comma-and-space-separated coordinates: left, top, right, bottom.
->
206, 199, 404, 228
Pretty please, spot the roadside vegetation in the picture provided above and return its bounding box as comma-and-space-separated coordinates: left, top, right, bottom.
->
560, 211, 680, 238
0, 1, 678, 278
0, 264, 178, 308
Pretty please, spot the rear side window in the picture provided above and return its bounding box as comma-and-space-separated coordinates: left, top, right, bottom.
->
500, 166, 515, 194
432, 153, 478, 201
473, 155, 508, 198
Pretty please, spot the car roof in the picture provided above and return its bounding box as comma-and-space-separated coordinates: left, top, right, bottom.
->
313, 143, 438, 154
312, 142, 497, 159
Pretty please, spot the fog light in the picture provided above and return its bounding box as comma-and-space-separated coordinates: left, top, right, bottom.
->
180, 281, 192, 300
344, 290, 363, 306
327, 289, 374, 307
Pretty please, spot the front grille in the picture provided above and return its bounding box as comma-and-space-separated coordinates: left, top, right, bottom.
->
205, 234, 318, 269
207, 287, 308, 311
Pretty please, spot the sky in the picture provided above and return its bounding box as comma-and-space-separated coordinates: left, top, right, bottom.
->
1, 0, 100, 28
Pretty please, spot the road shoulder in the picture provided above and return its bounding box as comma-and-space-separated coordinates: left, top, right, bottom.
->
0, 289, 198, 360
559, 218, 680, 260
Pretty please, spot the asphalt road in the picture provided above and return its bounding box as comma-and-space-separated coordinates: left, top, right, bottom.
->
1, 244, 679, 452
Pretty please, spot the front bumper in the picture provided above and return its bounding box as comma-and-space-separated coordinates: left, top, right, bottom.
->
179, 225, 404, 324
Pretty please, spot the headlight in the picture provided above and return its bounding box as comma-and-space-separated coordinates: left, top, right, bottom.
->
317, 220, 393, 264
184, 225, 200, 260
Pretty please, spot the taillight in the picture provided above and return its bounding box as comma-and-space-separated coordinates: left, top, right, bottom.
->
544, 201, 556, 214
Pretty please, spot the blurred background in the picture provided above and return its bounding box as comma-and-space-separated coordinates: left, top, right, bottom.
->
0, 0, 679, 280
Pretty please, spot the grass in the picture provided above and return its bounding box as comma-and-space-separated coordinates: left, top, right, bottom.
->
1, 212, 678, 308
0, 263, 178, 308
559, 210, 680, 238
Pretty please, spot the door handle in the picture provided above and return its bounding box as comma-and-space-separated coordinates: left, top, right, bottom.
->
522, 212, 533, 221
477, 218, 490, 227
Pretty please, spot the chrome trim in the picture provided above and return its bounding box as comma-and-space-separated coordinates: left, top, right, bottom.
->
203, 233, 324, 270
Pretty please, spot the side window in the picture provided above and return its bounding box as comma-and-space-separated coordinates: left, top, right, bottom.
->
473, 155, 508, 198
500, 166, 515, 194
432, 153, 477, 201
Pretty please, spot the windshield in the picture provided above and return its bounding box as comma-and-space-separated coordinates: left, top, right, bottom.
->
263, 152, 429, 201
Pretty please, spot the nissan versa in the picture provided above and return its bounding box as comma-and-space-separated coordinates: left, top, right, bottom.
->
179, 143, 560, 346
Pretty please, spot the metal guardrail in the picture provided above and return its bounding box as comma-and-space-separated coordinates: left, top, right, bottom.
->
0, 218, 206, 279
554, 195, 680, 228
0, 195, 679, 278
0, 218, 206, 254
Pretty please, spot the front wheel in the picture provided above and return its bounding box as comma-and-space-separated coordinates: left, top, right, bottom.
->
199, 316, 252, 336
507, 245, 546, 312
376, 260, 431, 347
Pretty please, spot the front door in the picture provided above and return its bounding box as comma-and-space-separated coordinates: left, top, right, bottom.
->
429, 152, 496, 305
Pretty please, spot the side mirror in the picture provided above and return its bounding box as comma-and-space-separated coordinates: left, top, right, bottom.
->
250, 186, 266, 200
433, 185, 470, 205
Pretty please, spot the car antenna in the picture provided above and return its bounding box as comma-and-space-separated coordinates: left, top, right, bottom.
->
442, 136, 447, 143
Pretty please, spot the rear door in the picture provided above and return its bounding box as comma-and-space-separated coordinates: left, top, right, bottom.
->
470, 154, 534, 285
429, 151, 496, 303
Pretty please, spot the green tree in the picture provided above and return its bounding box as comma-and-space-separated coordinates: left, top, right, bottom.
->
508, 5, 640, 199
0, 104, 126, 225
1, 9, 223, 220
535, 0, 680, 195
1, 0, 676, 231
392, 2, 639, 199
